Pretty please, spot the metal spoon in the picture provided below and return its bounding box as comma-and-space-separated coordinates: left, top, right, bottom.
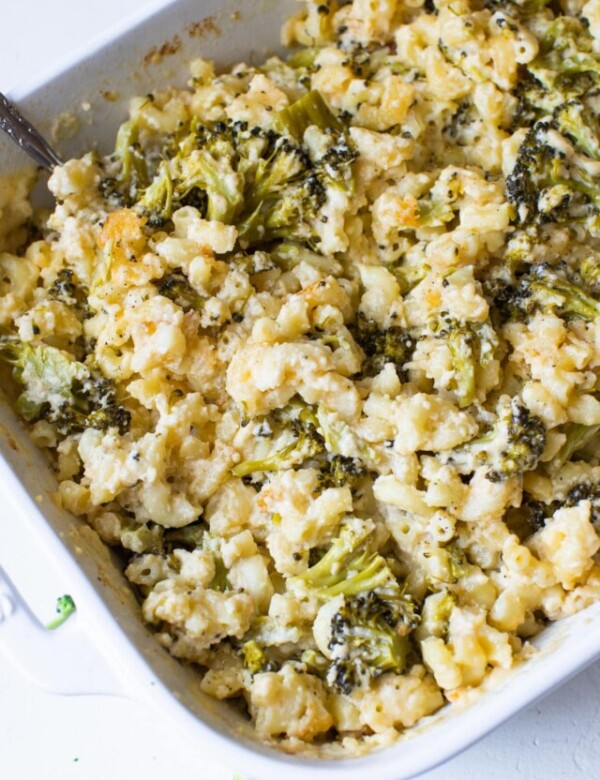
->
0, 91, 63, 171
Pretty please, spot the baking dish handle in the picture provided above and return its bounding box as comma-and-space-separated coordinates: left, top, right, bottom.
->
0, 564, 127, 697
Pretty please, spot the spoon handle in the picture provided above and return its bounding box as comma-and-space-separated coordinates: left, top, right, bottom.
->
0, 92, 63, 171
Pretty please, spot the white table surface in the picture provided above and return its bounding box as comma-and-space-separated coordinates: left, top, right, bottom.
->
2, 3, 600, 779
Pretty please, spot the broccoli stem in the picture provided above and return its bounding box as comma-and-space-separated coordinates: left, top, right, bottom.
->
548, 423, 600, 473
276, 90, 344, 141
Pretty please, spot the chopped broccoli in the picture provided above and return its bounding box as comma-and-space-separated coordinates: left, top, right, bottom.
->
445, 542, 471, 581
291, 518, 418, 693
275, 90, 344, 141
48, 269, 91, 319
325, 592, 410, 693
300, 648, 330, 675
113, 118, 149, 200
506, 121, 600, 228
235, 132, 324, 244
139, 159, 174, 226
47, 594, 76, 630
108, 97, 355, 252
232, 403, 325, 478
157, 272, 205, 312
292, 520, 416, 609
0, 331, 130, 435
286, 47, 321, 71
491, 265, 600, 323
173, 134, 243, 224
443, 397, 546, 482
505, 494, 551, 540
547, 423, 600, 474
530, 18, 600, 90
428, 317, 499, 408
350, 312, 415, 379
210, 556, 231, 592
444, 98, 477, 144
241, 639, 271, 673
553, 101, 600, 162
317, 454, 367, 491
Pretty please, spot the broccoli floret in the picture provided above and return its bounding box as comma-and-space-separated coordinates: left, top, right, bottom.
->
428, 317, 499, 408
526, 266, 600, 320
350, 312, 415, 379
0, 332, 130, 435
317, 454, 367, 491
506, 482, 600, 539
236, 133, 324, 245
505, 494, 551, 540
242, 137, 308, 214
492, 265, 600, 323
553, 101, 600, 161
139, 159, 174, 226
238, 170, 327, 246
46, 594, 76, 630
547, 423, 600, 474
157, 272, 205, 312
444, 398, 546, 482
293, 520, 412, 604
292, 519, 418, 692
485, 399, 546, 482
530, 18, 600, 91
235, 93, 356, 245
506, 121, 600, 228
232, 404, 325, 477
48, 269, 91, 320
313, 134, 357, 192
325, 592, 410, 693
79, 374, 132, 435
173, 127, 244, 224
505, 123, 562, 224
275, 90, 344, 141
113, 98, 355, 251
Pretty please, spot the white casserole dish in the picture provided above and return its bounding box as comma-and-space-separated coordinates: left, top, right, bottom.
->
2, 2, 600, 777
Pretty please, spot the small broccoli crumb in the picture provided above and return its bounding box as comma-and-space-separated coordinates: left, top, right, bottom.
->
47, 595, 76, 630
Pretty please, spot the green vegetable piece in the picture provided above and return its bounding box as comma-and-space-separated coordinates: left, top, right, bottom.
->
210, 557, 231, 592
547, 423, 600, 474
0, 332, 130, 435
275, 90, 344, 141
140, 160, 174, 226
47, 595, 76, 630
158, 272, 205, 312
325, 593, 410, 693
241, 640, 269, 673
444, 398, 546, 482
114, 118, 148, 197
